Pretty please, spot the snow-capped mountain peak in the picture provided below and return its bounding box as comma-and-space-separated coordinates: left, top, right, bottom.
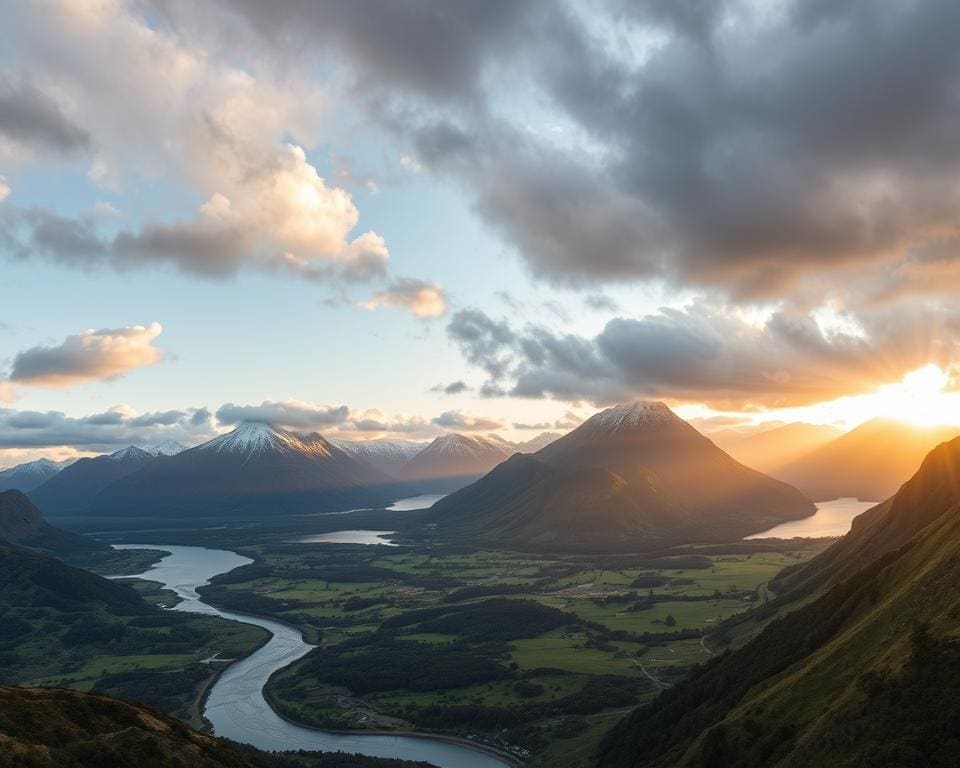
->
108, 446, 154, 462
331, 438, 425, 461
586, 401, 678, 431
144, 441, 189, 456
197, 422, 334, 459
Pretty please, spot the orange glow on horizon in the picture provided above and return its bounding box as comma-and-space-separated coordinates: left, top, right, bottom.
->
681, 363, 960, 432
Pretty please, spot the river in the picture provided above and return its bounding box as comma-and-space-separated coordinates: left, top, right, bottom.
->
114, 544, 512, 768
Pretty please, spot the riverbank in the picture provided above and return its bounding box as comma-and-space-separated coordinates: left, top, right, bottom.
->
119, 544, 515, 768
263, 686, 523, 768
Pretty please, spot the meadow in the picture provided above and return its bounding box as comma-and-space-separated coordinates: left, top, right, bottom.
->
196, 540, 826, 766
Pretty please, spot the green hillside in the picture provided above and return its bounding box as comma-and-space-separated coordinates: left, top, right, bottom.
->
0, 685, 437, 768
598, 438, 960, 767
0, 545, 266, 725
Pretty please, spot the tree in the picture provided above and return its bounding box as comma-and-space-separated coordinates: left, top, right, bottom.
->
664, 614, 677, 627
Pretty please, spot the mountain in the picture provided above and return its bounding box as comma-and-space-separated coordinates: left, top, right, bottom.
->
30, 446, 156, 515
400, 433, 516, 491
599, 435, 960, 768
330, 437, 427, 475
774, 418, 960, 501
513, 431, 562, 453
772, 435, 960, 598
0, 490, 105, 553
0, 457, 72, 492
0, 686, 260, 768
143, 440, 190, 456
427, 402, 814, 551
0, 686, 434, 768
711, 422, 843, 476
89, 422, 397, 518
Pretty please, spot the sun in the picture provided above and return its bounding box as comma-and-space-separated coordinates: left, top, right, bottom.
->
850, 364, 960, 428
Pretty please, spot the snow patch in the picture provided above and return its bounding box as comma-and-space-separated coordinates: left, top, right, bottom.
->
586, 402, 678, 431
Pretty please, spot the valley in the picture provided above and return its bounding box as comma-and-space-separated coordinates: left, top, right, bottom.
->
128, 532, 825, 767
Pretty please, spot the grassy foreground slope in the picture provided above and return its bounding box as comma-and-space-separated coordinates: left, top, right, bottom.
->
598, 437, 960, 768
0, 685, 437, 768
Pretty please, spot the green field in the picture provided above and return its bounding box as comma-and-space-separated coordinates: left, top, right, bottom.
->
194, 539, 826, 766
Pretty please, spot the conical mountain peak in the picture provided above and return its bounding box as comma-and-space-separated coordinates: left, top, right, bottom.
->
585, 401, 678, 431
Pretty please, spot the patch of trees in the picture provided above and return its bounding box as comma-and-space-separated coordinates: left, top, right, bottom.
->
94, 665, 210, 714
441, 584, 527, 602
402, 676, 645, 730
415, 599, 577, 642
282, 637, 510, 695
380, 598, 576, 642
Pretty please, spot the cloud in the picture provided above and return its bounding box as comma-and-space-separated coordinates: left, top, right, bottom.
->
447, 303, 960, 409
215, 400, 351, 430
554, 410, 584, 429
6, 322, 164, 390
399, 154, 422, 173
361, 278, 448, 317
191, 0, 960, 305
0, 76, 90, 157
430, 380, 469, 395
0, 0, 444, 311
0, 176, 9, 202
512, 421, 551, 430
347, 410, 431, 435
0, 405, 215, 451
585, 294, 620, 313
431, 409, 505, 431
216, 400, 441, 439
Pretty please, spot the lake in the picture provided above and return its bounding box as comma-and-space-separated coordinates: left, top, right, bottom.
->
386, 493, 447, 511
298, 530, 398, 545
113, 544, 513, 767
745, 497, 878, 539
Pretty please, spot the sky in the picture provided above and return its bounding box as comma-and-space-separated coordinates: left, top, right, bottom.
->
2, 0, 960, 466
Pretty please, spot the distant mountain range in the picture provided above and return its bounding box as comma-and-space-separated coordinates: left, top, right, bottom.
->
0, 457, 74, 492
711, 422, 843, 477
30, 446, 157, 515
427, 402, 815, 551
400, 433, 518, 491
87, 422, 400, 518
600, 434, 960, 768
773, 418, 960, 501
330, 437, 428, 475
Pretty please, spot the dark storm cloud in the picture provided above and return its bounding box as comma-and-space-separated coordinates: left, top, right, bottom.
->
193, 0, 960, 300
0, 77, 90, 153
0, 407, 214, 450
447, 304, 960, 409
446, 309, 516, 379
189, 0, 532, 104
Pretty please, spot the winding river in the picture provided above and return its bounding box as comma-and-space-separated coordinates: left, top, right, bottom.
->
114, 544, 512, 768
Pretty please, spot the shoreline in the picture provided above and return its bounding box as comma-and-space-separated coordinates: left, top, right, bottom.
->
261, 674, 523, 768
120, 543, 523, 767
